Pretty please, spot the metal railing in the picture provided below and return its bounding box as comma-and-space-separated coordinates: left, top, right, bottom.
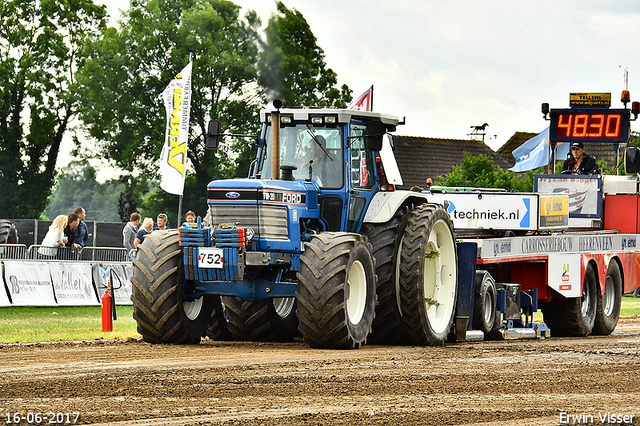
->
0, 244, 29, 259
1, 245, 132, 262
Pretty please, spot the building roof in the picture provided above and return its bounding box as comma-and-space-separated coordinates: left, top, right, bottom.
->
391, 135, 513, 189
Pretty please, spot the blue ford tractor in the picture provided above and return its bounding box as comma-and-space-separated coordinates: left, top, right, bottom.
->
131, 105, 458, 348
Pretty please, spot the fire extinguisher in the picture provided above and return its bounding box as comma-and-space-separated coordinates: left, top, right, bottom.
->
101, 290, 113, 332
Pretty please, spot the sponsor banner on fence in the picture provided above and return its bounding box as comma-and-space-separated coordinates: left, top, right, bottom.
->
3, 261, 56, 306
49, 263, 99, 306
0, 263, 12, 307
92, 263, 134, 306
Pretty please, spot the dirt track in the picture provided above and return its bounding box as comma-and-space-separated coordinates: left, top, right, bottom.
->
1, 318, 640, 425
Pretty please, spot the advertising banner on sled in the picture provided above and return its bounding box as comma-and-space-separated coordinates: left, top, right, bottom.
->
0, 263, 12, 306
3, 261, 56, 306
49, 263, 99, 306
92, 263, 134, 305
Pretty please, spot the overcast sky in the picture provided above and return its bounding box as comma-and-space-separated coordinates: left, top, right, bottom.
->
86, 0, 639, 172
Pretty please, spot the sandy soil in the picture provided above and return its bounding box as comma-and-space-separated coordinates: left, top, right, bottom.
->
1, 318, 640, 425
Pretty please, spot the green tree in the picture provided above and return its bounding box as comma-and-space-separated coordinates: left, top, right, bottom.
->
437, 152, 533, 192
0, 0, 106, 218
259, 1, 352, 108
77, 0, 263, 220
45, 160, 123, 222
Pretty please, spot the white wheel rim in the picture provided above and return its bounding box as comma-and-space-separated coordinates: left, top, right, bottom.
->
423, 219, 457, 334
483, 291, 494, 324
273, 297, 295, 318
603, 275, 614, 317
183, 297, 203, 321
581, 276, 592, 317
346, 260, 367, 324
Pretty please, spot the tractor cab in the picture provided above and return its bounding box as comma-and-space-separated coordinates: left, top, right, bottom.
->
253, 108, 400, 233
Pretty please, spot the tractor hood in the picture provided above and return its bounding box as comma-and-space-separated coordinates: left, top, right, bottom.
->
207, 178, 319, 211
206, 178, 320, 252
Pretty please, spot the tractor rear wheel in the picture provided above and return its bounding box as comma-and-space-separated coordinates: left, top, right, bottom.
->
131, 230, 212, 344
0, 220, 18, 245
361, 214, 408, 344
541, 263, 597, 337
222, 296, 298, 342
398, 204, 458, 346
205, 295, 233, 341
296, 232, 376, 349
592, 260, 622, 335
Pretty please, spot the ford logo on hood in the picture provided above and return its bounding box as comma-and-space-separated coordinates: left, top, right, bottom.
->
225, 192, 241, 199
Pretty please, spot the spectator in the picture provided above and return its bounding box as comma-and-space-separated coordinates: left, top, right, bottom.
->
73, 207, 89, 248
39, 215, 68, 256
182, 210, 197, 228
123, 212, 141, 253
154, 213, 168, 230
134, 217, 154, 248
64, 213, 82, 249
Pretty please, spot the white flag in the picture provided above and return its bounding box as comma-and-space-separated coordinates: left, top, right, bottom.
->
348, 85, 373, 111
160, 62, 192, 195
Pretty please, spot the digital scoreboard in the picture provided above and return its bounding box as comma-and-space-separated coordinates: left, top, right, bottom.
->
549, 108, 631, 144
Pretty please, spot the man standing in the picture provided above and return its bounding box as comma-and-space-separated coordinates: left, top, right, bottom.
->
123, 212, 141, 254
73, 207, 89, 248
154, 213, 168, 230
562, 142, 600, 175
64, 213, 82, 250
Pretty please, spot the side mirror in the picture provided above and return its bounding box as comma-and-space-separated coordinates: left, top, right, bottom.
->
205, 119, 221, 150
625, 146, 640, 174
368, 120, 385, 151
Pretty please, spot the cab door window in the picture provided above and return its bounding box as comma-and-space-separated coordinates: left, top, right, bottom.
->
350, 125, 375, 190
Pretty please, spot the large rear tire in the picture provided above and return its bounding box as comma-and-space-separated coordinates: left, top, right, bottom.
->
205, 295, 233, 341
592, 260, 622, 335
361, 214, 408, 345
0, 220, 18, 244
222, 296, 298, 342
296, 232, 376, 349
131, 230, 212, 344
541, 263, 597, 337
398, 204, 458, 346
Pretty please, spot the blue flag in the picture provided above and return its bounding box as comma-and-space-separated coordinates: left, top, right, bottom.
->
509, 128, 570, 172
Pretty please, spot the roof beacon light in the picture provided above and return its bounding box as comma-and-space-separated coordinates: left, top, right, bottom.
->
541, 102, 550, 119
622, 90, 631, 105
632, 101, 640, 119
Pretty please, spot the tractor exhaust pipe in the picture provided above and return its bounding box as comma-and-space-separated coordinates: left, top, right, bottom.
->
271, 100, 282, 180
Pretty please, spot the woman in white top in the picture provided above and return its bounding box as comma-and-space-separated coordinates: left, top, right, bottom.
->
39, 215, 68, 256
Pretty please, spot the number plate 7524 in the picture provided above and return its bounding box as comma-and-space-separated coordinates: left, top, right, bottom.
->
198, 247, 224, 269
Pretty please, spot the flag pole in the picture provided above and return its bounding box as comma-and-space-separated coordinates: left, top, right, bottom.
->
370, 85, 374, 111
176, 53, 193, 226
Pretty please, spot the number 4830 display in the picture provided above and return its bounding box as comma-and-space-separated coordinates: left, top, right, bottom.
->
549, 109, 630, 143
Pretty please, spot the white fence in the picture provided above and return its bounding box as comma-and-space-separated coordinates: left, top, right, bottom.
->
0, 244, 133, 307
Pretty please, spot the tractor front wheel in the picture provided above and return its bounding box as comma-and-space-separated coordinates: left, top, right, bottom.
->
131, 230, 212, 344
296, 232, 376, 349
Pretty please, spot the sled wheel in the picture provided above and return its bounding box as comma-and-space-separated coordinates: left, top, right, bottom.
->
131, 230, 212, 344
541, 263, 597, 337
296, 232, 376, 349
473, 271, 497, 334
399, 204, 458, 346
592, 260, 622, 335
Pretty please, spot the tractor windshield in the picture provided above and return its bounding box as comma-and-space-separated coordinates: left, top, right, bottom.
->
257, 124, 344, 189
